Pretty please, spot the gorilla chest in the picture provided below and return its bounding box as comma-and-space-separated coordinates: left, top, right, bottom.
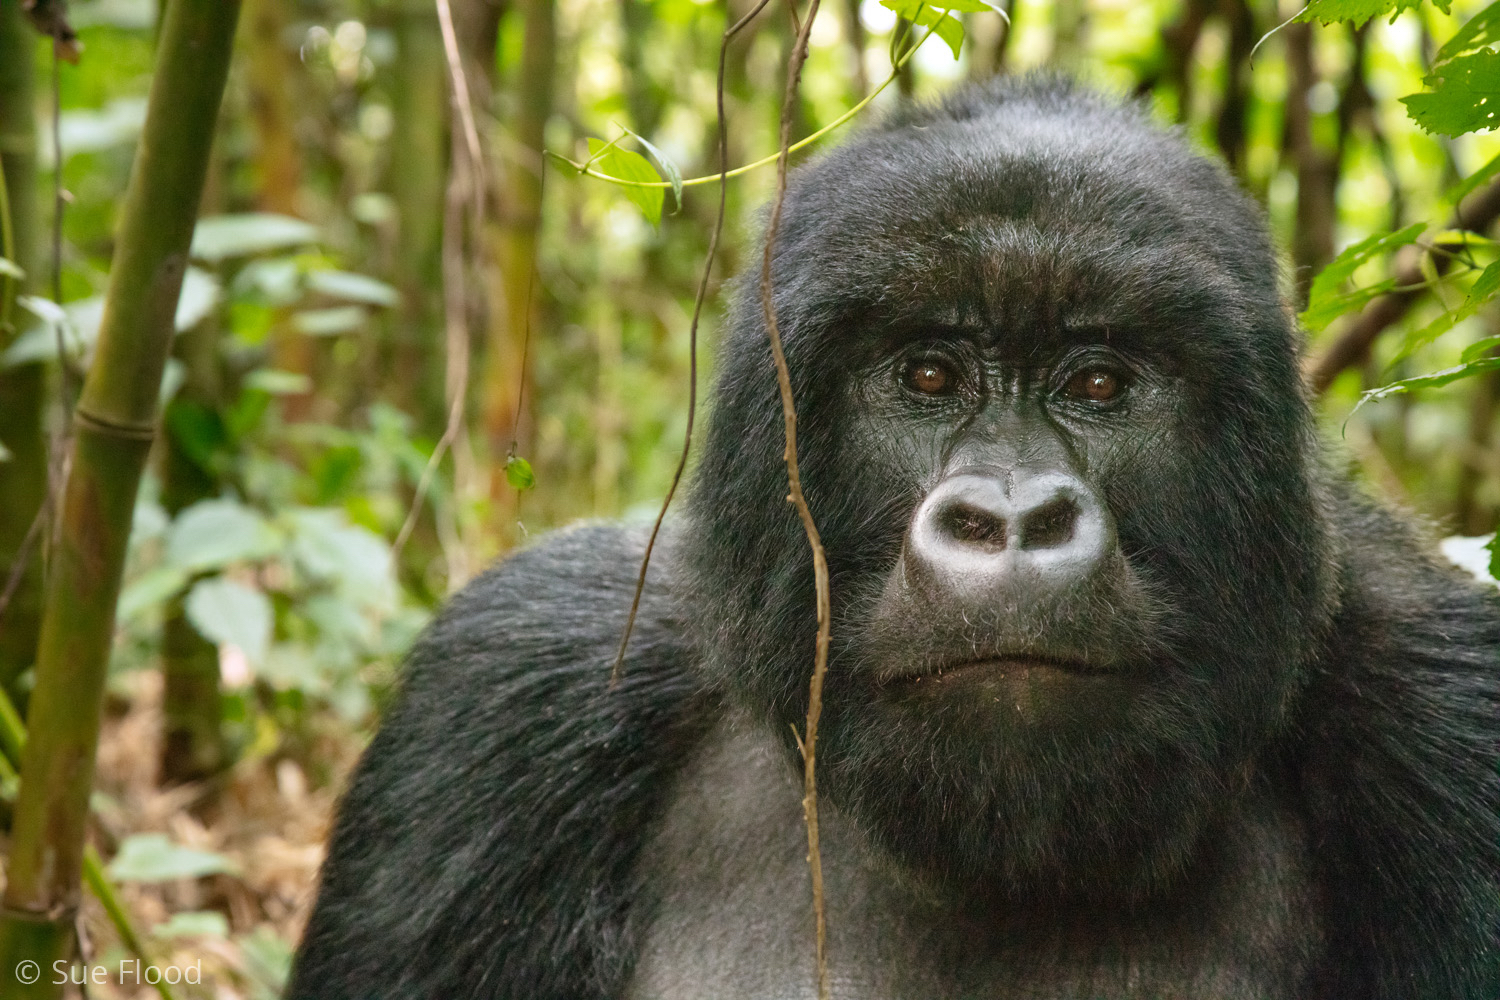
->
626, 719, 1320, 1000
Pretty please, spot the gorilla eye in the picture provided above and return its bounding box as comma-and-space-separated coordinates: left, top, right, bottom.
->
1064, 368, 1125, 403
903, 359, 956, 396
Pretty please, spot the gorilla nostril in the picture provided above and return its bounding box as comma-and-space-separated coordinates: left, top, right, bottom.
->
1019, 497, 1078, 549
939, 502, 1008, 550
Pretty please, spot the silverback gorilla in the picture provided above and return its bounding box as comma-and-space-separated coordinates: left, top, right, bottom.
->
288, 77, 1500, 999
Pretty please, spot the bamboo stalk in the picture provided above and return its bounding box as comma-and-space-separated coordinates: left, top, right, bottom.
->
0, 2, 242, 995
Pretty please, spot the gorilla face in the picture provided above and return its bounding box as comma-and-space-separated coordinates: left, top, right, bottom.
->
688, 82, 1336, 904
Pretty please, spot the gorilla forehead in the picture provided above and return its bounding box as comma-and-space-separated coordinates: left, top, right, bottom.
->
765, 79, 1283, 364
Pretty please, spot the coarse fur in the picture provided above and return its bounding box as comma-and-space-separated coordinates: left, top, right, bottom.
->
288, 76, 1500, 999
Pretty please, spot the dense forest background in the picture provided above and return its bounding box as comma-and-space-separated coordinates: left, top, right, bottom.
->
1, 0, 1499, 995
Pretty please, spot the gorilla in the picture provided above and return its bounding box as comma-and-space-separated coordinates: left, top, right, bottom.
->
288, 77, 1500, 999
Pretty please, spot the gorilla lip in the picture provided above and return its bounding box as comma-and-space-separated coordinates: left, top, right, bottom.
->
883, 655, 1110, 688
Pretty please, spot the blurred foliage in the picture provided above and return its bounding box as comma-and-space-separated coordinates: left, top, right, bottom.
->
6, 0, 1500, 993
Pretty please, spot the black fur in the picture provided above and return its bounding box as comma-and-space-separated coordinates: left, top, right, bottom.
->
289, 77, 1500, 999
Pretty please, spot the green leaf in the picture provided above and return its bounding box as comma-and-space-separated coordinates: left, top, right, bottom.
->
1488, 532, 1500, 580
1354, 355, 1500, 411
166, 499, 281, 574
881, 0, 965, 57
191, 213, 320, 262
245, 368, 313, 395
1301, 280, 1397, 331
117, 566, 191, 621
586, 137, 665, 225
108, 833, 238, 882
1388, 258, 1500, 366
505, 455, 537, 491
1435, 0, 1500, 64
306, 269, 400, 308
285, 508, 395, 606
152, 911, 230, 940
175, 266, 221, 331
185, 576, 274, 665
1402, 52, 1500, 137
0, 257, 23, 280
1301, 223, 1425, 329
1293, 0, 1426, 26
545, 149, 583, 178
1462, 333, 1500, 362
622, 126, 684, 214
293, 306, 367, 336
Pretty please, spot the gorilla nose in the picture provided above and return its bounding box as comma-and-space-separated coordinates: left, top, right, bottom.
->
906, 469, 1114, 598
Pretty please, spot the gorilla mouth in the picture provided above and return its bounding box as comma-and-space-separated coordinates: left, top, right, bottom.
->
881, 656, 1114, 690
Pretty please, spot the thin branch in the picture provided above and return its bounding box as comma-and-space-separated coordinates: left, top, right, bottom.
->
557, 13, 931, 190
610, 0, 776, 685
762, 0, 831, 994
392, 1, 485, 570
1306, 175, 1500, 394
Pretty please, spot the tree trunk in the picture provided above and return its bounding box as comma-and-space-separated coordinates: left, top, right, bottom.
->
0, 0, 47, 699
0, 3, 241, 994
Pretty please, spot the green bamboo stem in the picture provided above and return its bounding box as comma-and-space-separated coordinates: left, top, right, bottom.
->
0, 2, 242, 996
0, 690, 175, 1000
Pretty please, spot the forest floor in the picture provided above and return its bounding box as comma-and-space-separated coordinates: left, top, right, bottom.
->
41, 670, 364, 1000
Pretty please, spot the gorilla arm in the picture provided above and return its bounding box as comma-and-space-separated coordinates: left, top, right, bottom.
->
285, 524, 708, 1000
1296, 493, 1500, 1000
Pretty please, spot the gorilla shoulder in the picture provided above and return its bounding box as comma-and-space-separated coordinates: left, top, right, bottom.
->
287, 523, 709, 1000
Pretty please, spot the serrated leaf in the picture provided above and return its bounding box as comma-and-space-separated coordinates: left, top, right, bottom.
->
1402, 52, 1500, 137
1302, 223, 1426, 330
306, 269, 400, 308
505, 455, 536, 491
622, 126, 684, 214
1354, 356, 1500, 412
185, 576, 273, 665
1388, 258, 1500, 366
191, 213, 319, 262
166, 499, 281, 574
108, 833, 238, 882
1301, 280, 1397, 331
1435, 0, 1500, 64
586, 137, 665, 225
881, 0, 965, 57
1293, 0, 1424, 26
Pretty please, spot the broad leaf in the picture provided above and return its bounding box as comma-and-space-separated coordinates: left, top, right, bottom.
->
166, 499, 281, 573
117, 566, 191, 621
293, 306, 367, 336
108, 833, 238, 882
191, 213, 319, 262
185, 576, 274, 665
175, 266, 221, 331
881, 0, 965, 57
1403, 52, 1500, 137
505, 454, 537, 491
306, 269, 400, 308
586, 137, 665, 225
622, 127, 684, 214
